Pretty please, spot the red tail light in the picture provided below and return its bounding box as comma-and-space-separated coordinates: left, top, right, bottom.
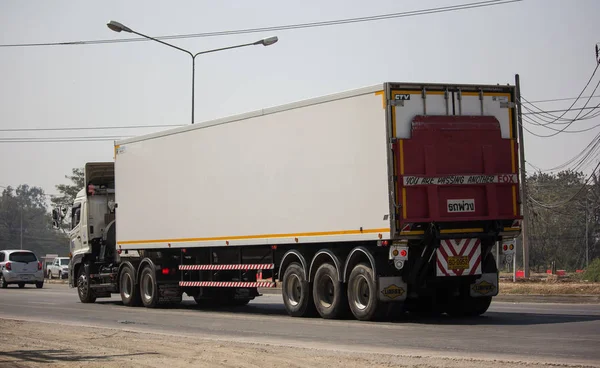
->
38, 261, 42, 271
5, 262, 11, 271
161, 268, 170, 275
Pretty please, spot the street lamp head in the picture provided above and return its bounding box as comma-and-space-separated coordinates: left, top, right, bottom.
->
254, 36, 278, 47
107, 20, 133, 33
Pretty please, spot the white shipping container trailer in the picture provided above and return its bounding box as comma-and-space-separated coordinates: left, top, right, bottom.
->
62, 81, 522, 321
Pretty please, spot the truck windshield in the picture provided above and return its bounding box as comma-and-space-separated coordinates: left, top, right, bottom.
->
9, 252, 37, 263
60, 259, 70, 266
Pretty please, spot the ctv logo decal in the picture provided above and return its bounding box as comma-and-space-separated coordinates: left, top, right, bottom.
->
394, 94, 411, 101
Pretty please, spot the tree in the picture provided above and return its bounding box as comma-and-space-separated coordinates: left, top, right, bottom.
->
0, 185, 68, 257
51, 167, 84, 208
526, 170, 600, 271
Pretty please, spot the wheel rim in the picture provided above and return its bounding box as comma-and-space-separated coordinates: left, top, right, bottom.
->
316, 274, 335, 308
121, 273, 132, 299
285, 274, 302, 307
352, 274, 370, 311
78, 274, 88, 298
142, 273, 154, 302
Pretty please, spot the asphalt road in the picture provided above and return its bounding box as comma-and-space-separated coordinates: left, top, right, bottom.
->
1, 283, 599, 366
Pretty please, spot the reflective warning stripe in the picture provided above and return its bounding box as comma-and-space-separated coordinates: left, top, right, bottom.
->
179, 281, 276, 288
436, 238, 482, 277
178, 264, 274, 271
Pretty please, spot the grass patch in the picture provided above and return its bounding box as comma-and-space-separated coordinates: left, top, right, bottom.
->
499, 282, 600, 295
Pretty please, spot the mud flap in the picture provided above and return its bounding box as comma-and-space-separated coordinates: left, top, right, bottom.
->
158, 283, 182, 303
469, 273, 499, 298
378, 277, 407, 302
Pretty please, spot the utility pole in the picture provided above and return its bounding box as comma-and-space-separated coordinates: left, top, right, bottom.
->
20, 206, 23, 250
586, 190, 590, 268
515, 74, 530, 278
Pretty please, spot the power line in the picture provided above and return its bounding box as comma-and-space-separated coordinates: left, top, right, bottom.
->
522, 115, 600, 133
0, 0, 521, 48
528, 160, 600, 209
521, 101, 600, 125
523, 95, 600, 104
522, 105, 600, 116
528, 131, 600, 172
520, 63, 600, 131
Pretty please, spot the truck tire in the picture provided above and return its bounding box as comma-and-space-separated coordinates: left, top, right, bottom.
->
139, 266, 159, 308
77, 265, 96, 303
282, 262, 316, 317
446, 254, 495, 317
48, 270, 52, 279
312, 263, 348, 319
347, 263, 381, 321
18, 283, 25, 288
120, 266, 141, 307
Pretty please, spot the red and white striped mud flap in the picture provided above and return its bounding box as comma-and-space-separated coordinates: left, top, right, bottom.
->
436, 238, 482, 277
179, 281, 276, 288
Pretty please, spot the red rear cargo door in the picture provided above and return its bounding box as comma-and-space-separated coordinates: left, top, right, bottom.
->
388, 86, 521, 234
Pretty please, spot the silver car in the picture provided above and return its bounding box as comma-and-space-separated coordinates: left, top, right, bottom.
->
0, 249, 45, 288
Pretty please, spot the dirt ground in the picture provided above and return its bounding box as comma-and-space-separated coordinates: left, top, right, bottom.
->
0, 319, 596, 368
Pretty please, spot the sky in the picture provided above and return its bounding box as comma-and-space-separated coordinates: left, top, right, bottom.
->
1, 0, 599, 203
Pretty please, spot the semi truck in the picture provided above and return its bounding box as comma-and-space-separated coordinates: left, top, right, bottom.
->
54, 81, 522, 321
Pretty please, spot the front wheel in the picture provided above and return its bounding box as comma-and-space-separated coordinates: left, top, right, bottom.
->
77, 266, 96, 303
139, 266, 159, 308
47, 270, 52, 279
18, 283, 25, 289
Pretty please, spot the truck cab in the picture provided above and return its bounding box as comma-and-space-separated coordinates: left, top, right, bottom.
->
67, 163, 117, 291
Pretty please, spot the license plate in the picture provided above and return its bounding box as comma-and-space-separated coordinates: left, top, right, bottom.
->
20, 275, 32, 280
447, 256, 469, 270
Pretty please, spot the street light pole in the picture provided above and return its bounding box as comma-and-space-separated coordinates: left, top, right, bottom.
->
20, 206, 23, 250
107, 21, 278, 124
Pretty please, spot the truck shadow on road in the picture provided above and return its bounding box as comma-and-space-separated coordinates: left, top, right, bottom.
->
0, 349, 157, 365
394, 311, 600, 326
96, 300, 600, 326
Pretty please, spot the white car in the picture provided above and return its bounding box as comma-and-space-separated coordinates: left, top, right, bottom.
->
0, 249, 44, 288
47, 257, 70, 279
